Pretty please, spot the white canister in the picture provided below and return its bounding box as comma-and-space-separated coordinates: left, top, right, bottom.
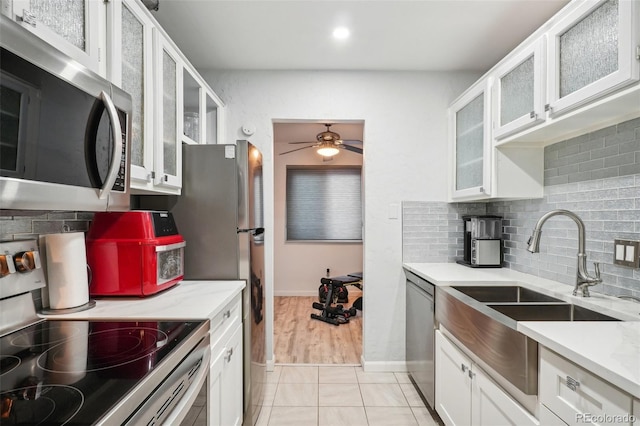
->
44, 232, 90, 310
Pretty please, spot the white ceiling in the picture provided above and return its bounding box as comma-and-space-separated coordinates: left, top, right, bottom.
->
151, 0, 570, 72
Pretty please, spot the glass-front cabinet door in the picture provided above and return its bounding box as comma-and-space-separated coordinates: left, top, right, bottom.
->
181, 64, 224, 145
493, 36, 546, 140
546, 0, 639, 116
450, 80, 492, 200
108, 0, 154, 186
153, 29, 182, 191
182, 68, 201, 144
205, 90, 223, 145
8, 0, 105, 75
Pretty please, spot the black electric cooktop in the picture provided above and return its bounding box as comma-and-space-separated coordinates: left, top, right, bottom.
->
0, 319, 204, 425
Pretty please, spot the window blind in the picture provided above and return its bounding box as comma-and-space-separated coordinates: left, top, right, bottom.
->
286, 167, 362, 241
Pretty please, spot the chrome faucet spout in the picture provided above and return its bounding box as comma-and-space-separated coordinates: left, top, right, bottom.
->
526, 209, 601, 297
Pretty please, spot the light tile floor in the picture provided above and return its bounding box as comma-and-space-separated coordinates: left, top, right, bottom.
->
256, 366, 442, 426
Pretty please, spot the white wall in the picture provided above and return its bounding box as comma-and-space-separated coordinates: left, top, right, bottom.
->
200, 70, 478, 369
274, 134, 364, 296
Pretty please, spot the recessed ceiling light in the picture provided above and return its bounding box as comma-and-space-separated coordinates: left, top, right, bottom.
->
333, 27, 350, 40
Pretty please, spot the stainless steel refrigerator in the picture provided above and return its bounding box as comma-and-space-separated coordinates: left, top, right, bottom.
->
147, 141, 265, 426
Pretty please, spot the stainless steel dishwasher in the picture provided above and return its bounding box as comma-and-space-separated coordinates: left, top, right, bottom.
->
405, 269, 435, 409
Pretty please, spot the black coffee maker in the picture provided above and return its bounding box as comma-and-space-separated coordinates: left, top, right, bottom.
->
457, 215, 503, 268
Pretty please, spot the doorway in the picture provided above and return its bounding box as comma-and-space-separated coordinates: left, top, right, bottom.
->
272, 120, 364, 364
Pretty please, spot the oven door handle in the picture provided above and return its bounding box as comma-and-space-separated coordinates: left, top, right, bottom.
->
162, 346, 211, 425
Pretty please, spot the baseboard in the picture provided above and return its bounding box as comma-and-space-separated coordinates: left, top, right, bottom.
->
360, 357, 408, 372
266, 355, 275, 372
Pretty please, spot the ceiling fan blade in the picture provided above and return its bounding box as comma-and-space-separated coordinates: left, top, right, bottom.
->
341, 145, 363, 154
288, 141, 317, 144
280, 145, 314, 155
341, 139, 363, 145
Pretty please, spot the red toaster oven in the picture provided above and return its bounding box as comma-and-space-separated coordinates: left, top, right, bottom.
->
86, 211, 186, 297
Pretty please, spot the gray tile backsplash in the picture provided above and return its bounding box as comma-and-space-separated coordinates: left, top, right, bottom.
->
544, 117, 640, 185
403, 117, 640, 298
0, 212, 93, 309
402, 201, 486, 263
488, 174, 640, 298
0, 212, 93, 241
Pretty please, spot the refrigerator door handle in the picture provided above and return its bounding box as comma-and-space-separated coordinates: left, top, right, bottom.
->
237, 227, 264, 236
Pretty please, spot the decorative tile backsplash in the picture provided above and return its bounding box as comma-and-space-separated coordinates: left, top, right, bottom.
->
0, 212, 93, 241
488, 174, 640, 298
402, 201, 486, 263
0, 212, 93, 309
403, 117, 640, 298
544, 117, 640, 185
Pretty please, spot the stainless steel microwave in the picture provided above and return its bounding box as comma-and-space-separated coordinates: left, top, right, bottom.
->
0, 17, 131, 212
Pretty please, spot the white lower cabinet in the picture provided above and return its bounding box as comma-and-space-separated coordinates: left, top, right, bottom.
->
209, 295, 244, 426
435, 330, 538, 426
539, 402, 569, 426
539, 346, 633, 426
436, 330, 472, 425
633, 399, 639, 426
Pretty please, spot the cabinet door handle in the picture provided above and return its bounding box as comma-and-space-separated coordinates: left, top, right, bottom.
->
544, 104, 553, 113
223, 310, 231, 319
225, 347, 234, 362
468, 370, 475, 380
530, 111, 537, 119
566, 375, 580, 391
461, 364, 468, 373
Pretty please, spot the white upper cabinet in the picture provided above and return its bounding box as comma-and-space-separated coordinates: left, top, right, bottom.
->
449, 79, 492, 200
493, 36, 546, 139
546, 0, 639, 117
182, 66, 225, 146
107, 0, 155, 186
9, 0, 105, 75
205, 90, 223, 145
153, 30, 183, 191
182, 68, 201, 144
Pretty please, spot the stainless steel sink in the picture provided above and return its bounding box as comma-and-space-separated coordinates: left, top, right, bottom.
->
488, 303, 620, 322
436, 285, 622, 397
452, 285, 563, 303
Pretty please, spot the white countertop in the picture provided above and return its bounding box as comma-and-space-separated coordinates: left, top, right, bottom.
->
39, 280, 246, 321
404, 262, 640, 398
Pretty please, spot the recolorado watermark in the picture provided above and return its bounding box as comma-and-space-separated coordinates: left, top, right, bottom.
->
576, 413, 637, 424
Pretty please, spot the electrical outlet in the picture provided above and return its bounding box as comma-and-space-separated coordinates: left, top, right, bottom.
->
613, 239, 640, 268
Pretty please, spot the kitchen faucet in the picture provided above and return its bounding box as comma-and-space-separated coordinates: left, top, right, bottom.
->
527, 209, 602, 297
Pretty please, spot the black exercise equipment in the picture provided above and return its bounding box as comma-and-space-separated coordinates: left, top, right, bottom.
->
311, 273, 362, 326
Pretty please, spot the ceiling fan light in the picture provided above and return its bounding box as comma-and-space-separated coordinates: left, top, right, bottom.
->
317, 146, 340, 157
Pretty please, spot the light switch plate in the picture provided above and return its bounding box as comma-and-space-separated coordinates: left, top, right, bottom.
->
613, 239, 640, 268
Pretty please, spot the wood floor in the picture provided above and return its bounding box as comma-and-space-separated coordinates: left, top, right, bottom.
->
274, 288, 362, 364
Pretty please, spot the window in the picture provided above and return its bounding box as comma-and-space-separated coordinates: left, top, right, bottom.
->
286, 166, 362, 241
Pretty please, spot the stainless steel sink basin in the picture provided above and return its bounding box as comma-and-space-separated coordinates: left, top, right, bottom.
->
488, 303, 620, 322
436, 285, 622, 397
452, 285, 563, 303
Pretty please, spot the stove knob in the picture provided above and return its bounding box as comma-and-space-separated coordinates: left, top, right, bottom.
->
0, 254, 16, 278
13, 250, 41, 273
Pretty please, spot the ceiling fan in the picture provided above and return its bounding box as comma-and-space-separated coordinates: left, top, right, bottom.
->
279, 124, 363, 158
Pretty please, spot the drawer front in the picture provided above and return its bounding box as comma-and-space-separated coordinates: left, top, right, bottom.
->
539, 403, 569, 426
539, 347, 633, 426
210, 294, 242, 349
